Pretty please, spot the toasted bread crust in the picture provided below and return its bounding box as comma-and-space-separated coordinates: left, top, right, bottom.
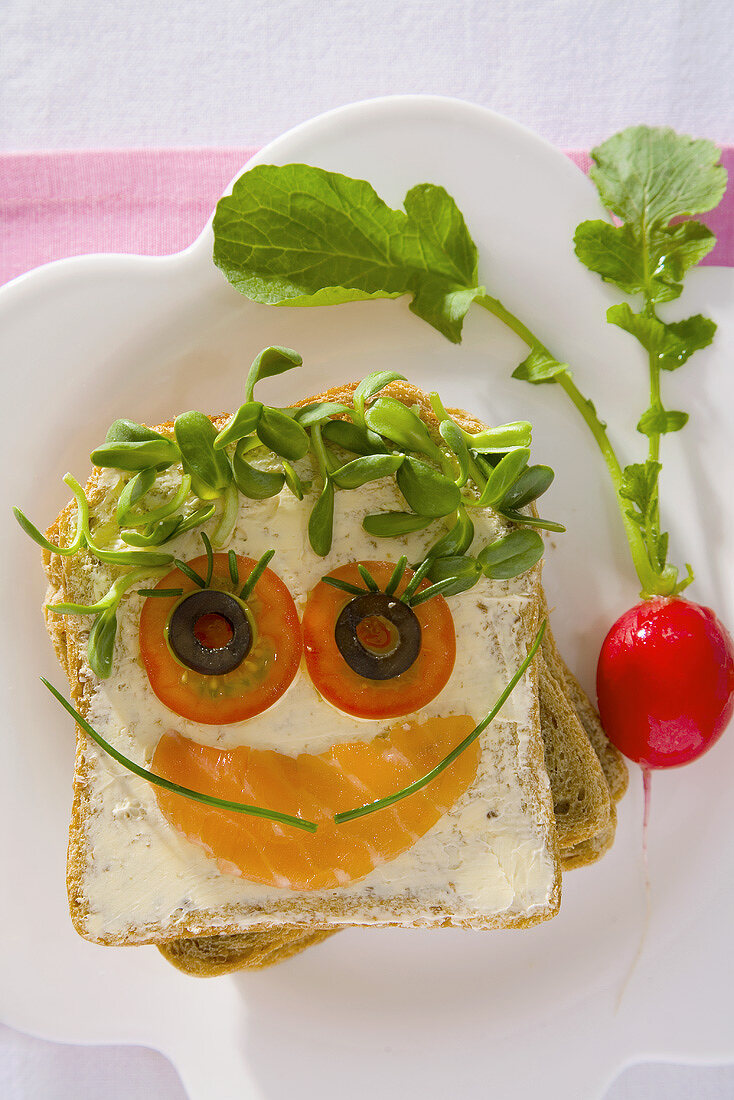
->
158, 928, 338, 975
42, 381, 621, 955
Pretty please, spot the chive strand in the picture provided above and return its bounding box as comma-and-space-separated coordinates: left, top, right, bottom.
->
137, 588, 184, 598
42, 679, 318, 833
321, 576, 368, 596
174, 559, 207, 588
239, 548, 275, 601
201, 531, 214, 586
384, 555, 408, 596
357, 564, 379, 591
228, 549, 239, 586
402, 556, 433, 601
407, 577, 458, 607
333, 620, 546, 824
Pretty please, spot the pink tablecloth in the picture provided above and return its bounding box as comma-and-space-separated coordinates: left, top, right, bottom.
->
1, 147, 733, 287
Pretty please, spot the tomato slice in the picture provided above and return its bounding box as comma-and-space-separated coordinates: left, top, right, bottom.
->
139, 553, 302, 724
303, 561, 455, 719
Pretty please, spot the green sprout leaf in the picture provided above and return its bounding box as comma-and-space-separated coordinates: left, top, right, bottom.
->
232, 441, 286, 499
121, 516, 182, 546
104, 420, 171, 445
214, 401, 263, 450
474, 447, 530, 508
424, 507, 474, 559
90, 438, 180, 472
364, 395, 441, 459
438, 418, 471, 486
352, 371, 408, 420
321, 418, 386, 455
115, 468, 156, 524
173, 504, 217, 535
309, 479, 335, 557
282, 459, 308, 500
117, 473, 192, 529
461, 421, 532, 453
426, 554, 482, 597
362, 512, 434, 537
174, 412, 232, 499
499, 465, 554, 511
293, 401, 351, 427
256, 406, 310, 462
88, 608, 118, 679
13, 473, 89, 557
330, 453, 404, 489
499, 510, 566, 533
396, 457, 461, 517
476, 529, 544, 579
244, 346, 303, 402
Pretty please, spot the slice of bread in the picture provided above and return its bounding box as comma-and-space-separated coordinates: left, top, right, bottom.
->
158, 927, 337, 975
537, 654, 611, 848
45, 388, 572, 946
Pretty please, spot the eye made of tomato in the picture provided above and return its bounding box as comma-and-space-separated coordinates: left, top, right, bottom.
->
139, 553, 301, 724
303, 561, 455, 719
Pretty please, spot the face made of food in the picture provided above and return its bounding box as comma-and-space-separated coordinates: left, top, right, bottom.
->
82, 471, 542, 924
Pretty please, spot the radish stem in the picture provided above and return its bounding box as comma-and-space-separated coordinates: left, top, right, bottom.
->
475, 294, 665, 597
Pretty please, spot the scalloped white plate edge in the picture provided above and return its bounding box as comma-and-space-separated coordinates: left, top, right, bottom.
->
0, 96, 732, 1100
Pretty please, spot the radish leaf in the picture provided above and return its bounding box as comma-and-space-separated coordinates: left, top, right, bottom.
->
213, 164, 483, 342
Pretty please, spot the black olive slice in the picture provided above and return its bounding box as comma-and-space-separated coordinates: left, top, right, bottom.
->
334, 592, 421, 681
167, 589, 252, 676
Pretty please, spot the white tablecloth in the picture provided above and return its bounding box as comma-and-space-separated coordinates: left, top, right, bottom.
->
2, 1, 733, 1096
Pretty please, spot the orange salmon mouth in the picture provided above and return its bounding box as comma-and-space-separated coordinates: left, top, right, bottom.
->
152, 714, 479, 891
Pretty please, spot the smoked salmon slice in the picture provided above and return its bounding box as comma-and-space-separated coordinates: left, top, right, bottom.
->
152, 715, 479, 891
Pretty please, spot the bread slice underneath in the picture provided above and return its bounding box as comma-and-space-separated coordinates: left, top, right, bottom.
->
159, 928, 338, 975
45, 381, 623, 956
47, 394, 570, 944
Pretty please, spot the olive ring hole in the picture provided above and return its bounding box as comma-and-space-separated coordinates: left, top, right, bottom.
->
167, 589, 253, 676
334, 592, 421, 681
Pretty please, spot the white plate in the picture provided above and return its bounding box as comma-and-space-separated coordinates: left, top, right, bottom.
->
0, 97, 732, 1100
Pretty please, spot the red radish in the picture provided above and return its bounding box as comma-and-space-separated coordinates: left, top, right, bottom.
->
597, 597, 734, 768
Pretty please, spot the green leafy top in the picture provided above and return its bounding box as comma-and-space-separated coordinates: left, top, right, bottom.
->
213, 165, 484, 342
571, 127, 725, 594
574, 128, 725, 306
209, 128, 726, 599
588, 126, 725, 228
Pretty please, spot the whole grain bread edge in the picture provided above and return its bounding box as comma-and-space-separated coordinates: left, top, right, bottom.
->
43, 381, 623, 957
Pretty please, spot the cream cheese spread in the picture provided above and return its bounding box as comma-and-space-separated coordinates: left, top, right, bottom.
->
69, 461, 557, 941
